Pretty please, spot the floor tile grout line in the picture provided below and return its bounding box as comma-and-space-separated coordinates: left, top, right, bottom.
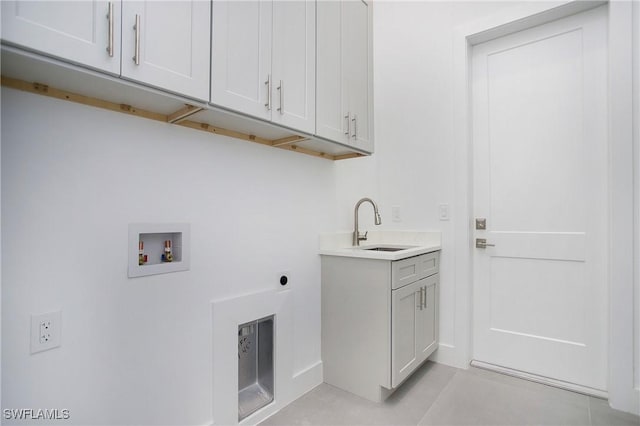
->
414, 370, 462, 426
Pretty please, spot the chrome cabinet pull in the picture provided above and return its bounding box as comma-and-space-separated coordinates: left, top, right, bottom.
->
106, 2, 114, 57
277, 80, 284, 114
344, 113, 351, 136
133, 14, 140, 65
417, 289, 422, 310
423, 286, 427, 309
264, 75, 272, 110
351, 115, 358, 139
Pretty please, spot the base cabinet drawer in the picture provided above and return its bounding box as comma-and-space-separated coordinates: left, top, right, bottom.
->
392, 251, 439, 289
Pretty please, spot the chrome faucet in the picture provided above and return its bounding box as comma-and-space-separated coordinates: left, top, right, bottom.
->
353, 197, 382, 246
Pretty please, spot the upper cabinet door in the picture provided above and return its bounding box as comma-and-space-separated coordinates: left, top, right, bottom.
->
211, 1, 272, 121
344, 0, 372, 152
270, 0, 316, 134
316, 0, 373, 153
1, 1, 122, 75
316, 1, 347, 144
121, 1, 210, 101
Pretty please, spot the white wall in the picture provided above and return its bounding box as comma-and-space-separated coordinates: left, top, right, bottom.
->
633, 0, 640, 394
336, 0, 525, 366
337, 0, 639, 414
3, 1, 638, 423
1, 88, 336, 425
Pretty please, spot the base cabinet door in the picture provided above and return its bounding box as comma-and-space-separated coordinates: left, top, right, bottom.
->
417, 276, 438, 361
391, 275, 439, 388
1, 0, 121, 75
121, 0, 210, 101
391, 279, 422, 388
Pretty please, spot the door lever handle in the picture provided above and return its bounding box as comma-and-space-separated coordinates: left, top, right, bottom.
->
476, 238, 495, 249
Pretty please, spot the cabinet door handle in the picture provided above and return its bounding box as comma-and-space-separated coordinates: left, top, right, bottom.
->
106, 2, 114, 57
351, 115, 357, 139
264, 75, 272, 110
344, 113, 351, 136
277, 80, 284, 115
133, 14, 141, 65
417, 289, 422, 310
423, 286, 427, 309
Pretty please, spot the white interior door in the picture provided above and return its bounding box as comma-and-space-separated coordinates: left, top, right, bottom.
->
472, 6, 608, 392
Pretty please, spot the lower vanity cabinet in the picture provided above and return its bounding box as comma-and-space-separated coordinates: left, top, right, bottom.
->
321, 250, 440, 402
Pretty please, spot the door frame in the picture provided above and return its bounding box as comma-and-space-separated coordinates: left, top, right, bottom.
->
449, 0, 637, 414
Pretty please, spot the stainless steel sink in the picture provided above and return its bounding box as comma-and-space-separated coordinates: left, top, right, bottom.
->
360, 245, 417, 252
363, 247, 406, 252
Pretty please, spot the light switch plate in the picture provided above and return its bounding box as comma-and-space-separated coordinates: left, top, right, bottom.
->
438, 204, 450, 221
392, 206, 401, 222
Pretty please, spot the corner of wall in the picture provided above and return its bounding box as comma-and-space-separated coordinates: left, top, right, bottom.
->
608, 0, 640, 416
632, 0, 640, 406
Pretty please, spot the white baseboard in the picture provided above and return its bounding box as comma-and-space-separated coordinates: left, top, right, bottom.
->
430, 343, 468, 369
470, 360, 609, 399
609, 387, 640, 416
292, 360, 324, 398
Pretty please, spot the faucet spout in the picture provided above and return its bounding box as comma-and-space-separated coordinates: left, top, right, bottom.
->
353, 197, 382, 246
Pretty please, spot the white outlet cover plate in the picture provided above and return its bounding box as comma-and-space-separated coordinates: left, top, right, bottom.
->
31, 311, 62, 354
438, 204, 450, 221
392, 206, 401, 222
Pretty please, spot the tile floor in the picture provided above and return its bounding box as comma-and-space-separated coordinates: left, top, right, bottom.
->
260, 362, 640, 426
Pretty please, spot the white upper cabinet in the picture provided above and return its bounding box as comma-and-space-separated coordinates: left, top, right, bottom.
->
211, 0, 316, 134
317, 0, 372, 153
270, 1, 316, 134
344, 0, 371, 149
1, 1, 122, 75
121, 1, 210, 101
316, 1, 344, 144
1, 1, 210, 101
211, 1, 272, 121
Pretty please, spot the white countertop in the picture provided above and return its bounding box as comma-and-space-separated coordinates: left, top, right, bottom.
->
319, 230, 441, 261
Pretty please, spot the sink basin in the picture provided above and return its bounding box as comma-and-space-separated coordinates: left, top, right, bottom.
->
359, 245, 417, 252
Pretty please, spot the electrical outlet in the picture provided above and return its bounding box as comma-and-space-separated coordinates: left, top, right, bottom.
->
31, 311, 61, 354
39, 320, 52, 344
